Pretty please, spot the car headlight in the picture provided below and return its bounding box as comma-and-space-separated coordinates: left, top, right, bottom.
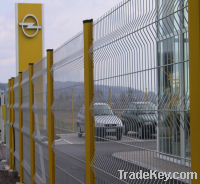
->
95, 123, 105, 127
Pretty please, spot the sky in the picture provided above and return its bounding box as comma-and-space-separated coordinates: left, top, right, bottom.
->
0, 0, 123, 83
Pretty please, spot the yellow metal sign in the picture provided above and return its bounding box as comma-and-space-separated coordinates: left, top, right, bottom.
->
15, 3, 43, 73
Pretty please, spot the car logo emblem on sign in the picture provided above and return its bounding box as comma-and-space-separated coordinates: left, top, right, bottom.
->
19, 14, 41, 38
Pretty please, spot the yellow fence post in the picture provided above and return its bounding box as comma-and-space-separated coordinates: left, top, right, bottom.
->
11, 77, 15, 170
83, 19, 95, 184
8, 79, 12, 169
19, 72, 24, 182
29, 63, 35, 184
47, 49, 55, 184
72, 89, 74, 132
188, 0, 200, 183
145, 88, 148, 102
2, 105, 6, 121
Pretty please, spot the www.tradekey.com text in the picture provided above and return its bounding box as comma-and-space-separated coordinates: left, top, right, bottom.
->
118, 170, 197, 181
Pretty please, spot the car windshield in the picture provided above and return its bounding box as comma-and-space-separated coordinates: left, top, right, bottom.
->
94, 104, 114, 116
129, 103, 156, 114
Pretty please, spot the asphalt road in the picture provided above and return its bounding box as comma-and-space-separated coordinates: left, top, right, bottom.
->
51, 134, 187, 184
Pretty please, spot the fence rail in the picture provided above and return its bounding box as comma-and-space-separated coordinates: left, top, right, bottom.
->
3, 0, 200, 183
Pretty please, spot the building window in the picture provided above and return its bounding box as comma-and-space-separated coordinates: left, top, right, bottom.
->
157, 0, 190, 162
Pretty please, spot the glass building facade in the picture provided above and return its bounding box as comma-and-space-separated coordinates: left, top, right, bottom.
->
157, 0, 190, 163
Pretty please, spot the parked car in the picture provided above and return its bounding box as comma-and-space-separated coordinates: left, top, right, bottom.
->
121, 102, 157, 139
77, 103, 123, 140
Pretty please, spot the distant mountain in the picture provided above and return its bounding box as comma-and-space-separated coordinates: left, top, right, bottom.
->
54, 81, 156, 99
0, 83, 6, 91
0, 81, 157, 100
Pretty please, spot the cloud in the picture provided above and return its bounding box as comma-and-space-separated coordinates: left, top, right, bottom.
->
0, 0, 123, 83
0, 57, 15, 65
0, 57, 16, 82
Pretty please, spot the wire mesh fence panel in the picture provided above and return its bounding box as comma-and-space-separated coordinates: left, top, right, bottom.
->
13, 76, 20, 174
51, 31, 85, 184
5, 83, 9, 162
89, 0, 190, 183
32, 57, 49, 184
21, 69, 31, 184
3, 0, 192, 183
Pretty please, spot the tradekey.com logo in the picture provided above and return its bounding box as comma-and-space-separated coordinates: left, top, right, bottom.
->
118, 170, 197, 181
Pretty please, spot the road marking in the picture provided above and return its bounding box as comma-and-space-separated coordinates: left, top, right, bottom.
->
55, 139, 62, 142
62, 139, 73, 144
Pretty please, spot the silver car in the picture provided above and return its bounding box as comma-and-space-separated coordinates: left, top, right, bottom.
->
77, 103, 123, 140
